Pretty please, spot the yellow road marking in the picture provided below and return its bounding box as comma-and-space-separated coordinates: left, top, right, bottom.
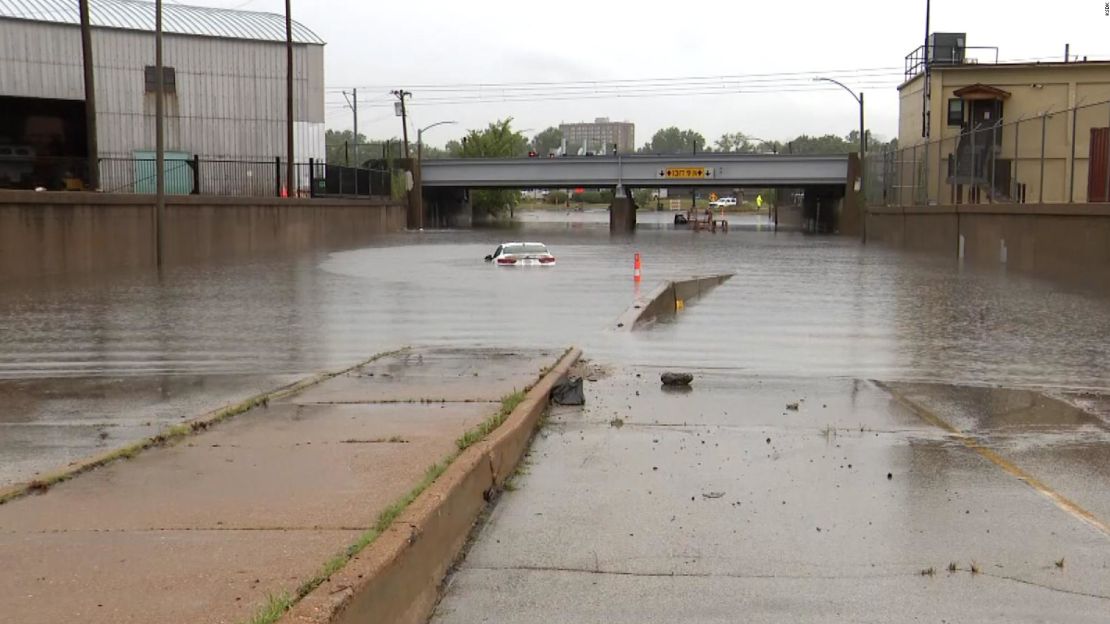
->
876, 381, 1110, 539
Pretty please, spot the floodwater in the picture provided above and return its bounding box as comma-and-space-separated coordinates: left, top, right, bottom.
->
2, 208, 1108, 387
3, 208, 1110, 484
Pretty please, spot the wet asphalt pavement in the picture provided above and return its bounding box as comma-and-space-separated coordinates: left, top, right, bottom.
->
431, 370, 1110, 623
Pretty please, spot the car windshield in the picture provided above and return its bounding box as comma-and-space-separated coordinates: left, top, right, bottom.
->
503, 244, 548, 255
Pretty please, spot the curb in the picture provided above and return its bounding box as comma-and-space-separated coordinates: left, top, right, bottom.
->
0, 348, 408, 506
283, 347, 582, 624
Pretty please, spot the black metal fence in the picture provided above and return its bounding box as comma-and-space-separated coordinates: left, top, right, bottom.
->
0, 155, 397, 199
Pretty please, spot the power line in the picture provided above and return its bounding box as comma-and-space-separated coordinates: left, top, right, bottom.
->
343, 65, 907, 90
324, 53, 1110, 96
354, 83, 902, 109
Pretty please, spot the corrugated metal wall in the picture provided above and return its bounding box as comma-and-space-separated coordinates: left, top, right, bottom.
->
0, 19, 324, 161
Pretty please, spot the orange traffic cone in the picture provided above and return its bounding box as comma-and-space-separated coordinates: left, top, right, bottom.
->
633, 252, 641, 282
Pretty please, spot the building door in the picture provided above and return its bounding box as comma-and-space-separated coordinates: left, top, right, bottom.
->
1089, 127, 1110, 202
969, 100, 1003, 148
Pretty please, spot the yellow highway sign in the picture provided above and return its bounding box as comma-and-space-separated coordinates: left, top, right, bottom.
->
658, 166, 713, 179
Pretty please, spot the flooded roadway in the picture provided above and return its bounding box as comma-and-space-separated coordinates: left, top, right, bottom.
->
2, 208, 1110, 481
4, 207, 1110, 621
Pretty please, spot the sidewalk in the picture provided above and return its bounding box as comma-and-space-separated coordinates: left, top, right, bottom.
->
0, 347, 560, 624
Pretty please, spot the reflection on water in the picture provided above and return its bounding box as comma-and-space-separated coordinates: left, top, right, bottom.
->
2, 216, 1109, 390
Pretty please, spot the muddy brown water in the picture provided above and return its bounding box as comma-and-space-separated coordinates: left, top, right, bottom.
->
3, 210, 1107, 388
2, 209, 1110, 484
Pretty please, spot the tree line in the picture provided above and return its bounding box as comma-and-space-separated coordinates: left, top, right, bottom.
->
326, 124, 896, 167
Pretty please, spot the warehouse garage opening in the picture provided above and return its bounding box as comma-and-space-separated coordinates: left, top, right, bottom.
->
0, 95, 89, 191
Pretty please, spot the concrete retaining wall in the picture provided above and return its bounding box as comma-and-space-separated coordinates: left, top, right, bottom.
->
867, 203, 1110, 286
0, 191, 407, 281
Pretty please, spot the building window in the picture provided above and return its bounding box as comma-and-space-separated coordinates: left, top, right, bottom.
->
144, 66, 177, 94
947, 98, 964, 126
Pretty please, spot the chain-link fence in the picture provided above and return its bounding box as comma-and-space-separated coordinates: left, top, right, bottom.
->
871, 98, 1110, 207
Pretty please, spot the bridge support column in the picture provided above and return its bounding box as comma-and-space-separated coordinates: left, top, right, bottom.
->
423, 187, 471, 228
803, 187, 843, 234
609, 187, 637, 233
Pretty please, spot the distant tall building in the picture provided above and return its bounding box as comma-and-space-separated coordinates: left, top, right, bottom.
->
558, 118, 635, 154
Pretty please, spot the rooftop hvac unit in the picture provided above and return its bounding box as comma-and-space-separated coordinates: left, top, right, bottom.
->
929, 32, 966, 66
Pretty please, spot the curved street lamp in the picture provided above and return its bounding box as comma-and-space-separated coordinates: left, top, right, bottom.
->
813, 77, 865, 157
417, 120, 458, 158
738, 136, 778, 154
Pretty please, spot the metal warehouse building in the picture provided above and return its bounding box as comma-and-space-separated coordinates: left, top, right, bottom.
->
0, 0, 325, 193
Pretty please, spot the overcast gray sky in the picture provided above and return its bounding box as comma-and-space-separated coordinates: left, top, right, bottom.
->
204, 0, 1107, 147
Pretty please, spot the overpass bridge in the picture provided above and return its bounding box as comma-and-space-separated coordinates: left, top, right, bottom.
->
416, 153, 860, 232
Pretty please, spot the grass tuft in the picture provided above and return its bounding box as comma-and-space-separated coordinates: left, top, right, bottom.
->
920, 567, 935, 576
947, 561, 958, 573
456, 390, 526, 451
245, 592, 293, 624
609, 417, 624, 428
1055, 557, 1065, 569
969, 561, 980, 575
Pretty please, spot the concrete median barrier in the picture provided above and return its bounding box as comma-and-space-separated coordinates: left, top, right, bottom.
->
615, 274, 733, 330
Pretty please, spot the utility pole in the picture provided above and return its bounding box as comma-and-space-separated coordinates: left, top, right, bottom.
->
155, 0, 165, 268
392, 90, 412, 159
343, 88, 359, 166
922, 0, 931, 138
79, 0, 98, 190
285, 0, 294, 195
691, 138, 698, 208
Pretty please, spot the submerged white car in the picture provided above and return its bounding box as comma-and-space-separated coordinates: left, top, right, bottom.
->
485, 242, 557, 266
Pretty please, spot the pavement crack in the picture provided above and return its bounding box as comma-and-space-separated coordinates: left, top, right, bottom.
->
467, 565, 1110, 599
981, 572, 1110, 601
296, 399, 499, 406
16, 526, 366, 534
467, 564, 924, 582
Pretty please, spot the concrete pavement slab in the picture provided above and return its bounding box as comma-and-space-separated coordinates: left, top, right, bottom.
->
0, 347, 554, 624
433, 566, 1110, 624
431, 369, 1110, 623
0, 402, 494, 532
0, 528, 360, 624
288, 348, 557, 404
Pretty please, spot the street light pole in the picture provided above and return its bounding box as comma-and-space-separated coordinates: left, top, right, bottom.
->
415, 120, 457, 230
815, 76, 866, 240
